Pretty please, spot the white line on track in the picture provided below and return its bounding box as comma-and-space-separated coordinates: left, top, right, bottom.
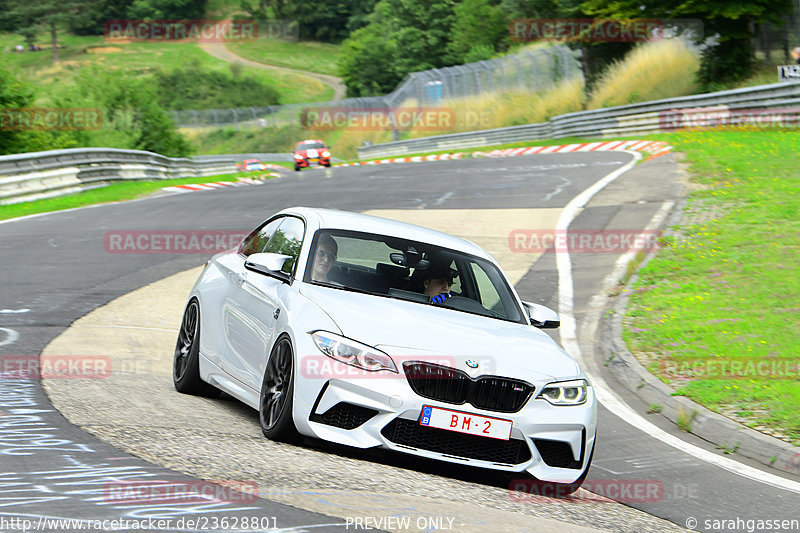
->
556, 151, 800, 494
0, 327, 19, 348
434, 192, 453, 206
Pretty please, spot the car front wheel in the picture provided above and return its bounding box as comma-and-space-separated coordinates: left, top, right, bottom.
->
259, 335, 299, 442
173, 299, 219, 397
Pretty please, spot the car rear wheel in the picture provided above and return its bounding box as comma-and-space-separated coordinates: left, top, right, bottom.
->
173, 299, 219, 397
259, 335, 299, 442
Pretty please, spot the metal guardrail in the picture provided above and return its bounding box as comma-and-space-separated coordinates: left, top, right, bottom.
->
0, 148, 239, 206
358, 82, 800, 158
4, 82, 799, 205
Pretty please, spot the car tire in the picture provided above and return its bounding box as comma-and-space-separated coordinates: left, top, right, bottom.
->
323, 162, 331, 168
294, 165, 301, 171
173, 298, 220, 397
259, 334, 299, 442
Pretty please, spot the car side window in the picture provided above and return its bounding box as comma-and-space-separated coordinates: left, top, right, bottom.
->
263, 217, 305, 274
239, 217, 283, 256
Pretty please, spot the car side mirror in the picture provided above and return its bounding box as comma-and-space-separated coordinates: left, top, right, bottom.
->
245, 252, 292, 283
522, 301, 560, 329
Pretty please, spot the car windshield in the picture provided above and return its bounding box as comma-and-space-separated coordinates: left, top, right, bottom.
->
304, 230, 525, 323
297, 142, 325, 151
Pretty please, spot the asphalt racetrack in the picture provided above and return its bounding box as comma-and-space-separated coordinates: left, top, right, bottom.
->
1, 152, 798, 532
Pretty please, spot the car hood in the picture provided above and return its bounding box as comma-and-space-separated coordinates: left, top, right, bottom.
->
299, 284, 579, 381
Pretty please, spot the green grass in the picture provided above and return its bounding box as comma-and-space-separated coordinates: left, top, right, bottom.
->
0, 33, 332, 105
623, 128, 800, 444
228, 39, 341, 77
0, 172, 274, 221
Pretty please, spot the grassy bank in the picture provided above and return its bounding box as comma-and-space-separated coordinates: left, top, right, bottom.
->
624, 129, 800, 444
0, 34, 332, 105
228, 40, 341, 77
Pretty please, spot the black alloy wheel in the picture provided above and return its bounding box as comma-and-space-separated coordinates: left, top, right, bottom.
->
259, 335, 299, 441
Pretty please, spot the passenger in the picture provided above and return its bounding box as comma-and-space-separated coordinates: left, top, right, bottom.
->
420, 263, 458, 304
312, 234, 338, 283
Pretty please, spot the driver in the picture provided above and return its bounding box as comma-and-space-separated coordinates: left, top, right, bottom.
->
312, 234, 338, 282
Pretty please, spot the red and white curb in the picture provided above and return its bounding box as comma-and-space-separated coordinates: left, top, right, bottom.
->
335, 153, 467, 167
335, 139, 672, 168
162, 175, 279, 194
476, 140, 672, 159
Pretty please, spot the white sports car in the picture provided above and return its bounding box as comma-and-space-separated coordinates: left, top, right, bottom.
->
174, 207, 596, 490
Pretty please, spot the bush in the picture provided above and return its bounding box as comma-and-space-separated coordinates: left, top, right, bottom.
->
53, 65, 191, 156
153, 62, 281, 110
587, 39, 700, 109
188, 123, 306, 155
0, 60, 78, 155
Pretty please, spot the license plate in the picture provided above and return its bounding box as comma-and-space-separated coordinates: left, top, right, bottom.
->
419, 405, 512, 440
309, 158, 319, 163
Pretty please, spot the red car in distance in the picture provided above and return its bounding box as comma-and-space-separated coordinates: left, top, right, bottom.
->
293, 139, 331, 171
238, 159, 267, 172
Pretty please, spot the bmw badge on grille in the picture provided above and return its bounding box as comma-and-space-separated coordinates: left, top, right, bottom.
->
465, 360, 479, 369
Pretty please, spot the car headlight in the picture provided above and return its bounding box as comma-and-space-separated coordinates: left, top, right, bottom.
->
311, 331, 397, 373
537, 379, 589, 405
321, 151, 330, 157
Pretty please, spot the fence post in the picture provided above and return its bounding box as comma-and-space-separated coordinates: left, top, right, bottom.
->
481, 61, 493, 92
524, 51, 539, 91
510, 54, 522, 91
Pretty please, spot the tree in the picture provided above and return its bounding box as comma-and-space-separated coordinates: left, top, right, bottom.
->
338, 24, 400, 96
54, 65, 191, 156
240, 0, 289, 20
502, 0, 633, 90
126, 0, 208, 20
446, 0, 509, 64
0, 61, 36, 154
338, 0, 460, 96
0, 61, 76, 155
5, 0, 101, 63
580, 0, 795, 87
282, 0, 353, 42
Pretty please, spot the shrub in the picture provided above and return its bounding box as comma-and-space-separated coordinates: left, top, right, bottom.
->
588, 39, 700, 109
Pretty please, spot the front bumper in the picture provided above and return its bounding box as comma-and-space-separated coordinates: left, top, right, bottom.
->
293, 372, 597, 483
295, 156, 330, 168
